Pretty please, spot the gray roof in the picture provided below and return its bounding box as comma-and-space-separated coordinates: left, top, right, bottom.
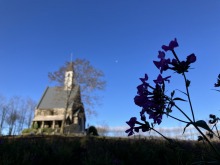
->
37, 85, 81, 109
66, 62, 74, 71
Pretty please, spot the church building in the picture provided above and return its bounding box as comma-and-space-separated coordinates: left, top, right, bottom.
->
32, 62, 86, 134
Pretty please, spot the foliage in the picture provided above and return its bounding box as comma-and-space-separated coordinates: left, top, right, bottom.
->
42, 128, 55, 134
87, 126, 99, 136
22, 128, 37, 134
48, 58, 106, 117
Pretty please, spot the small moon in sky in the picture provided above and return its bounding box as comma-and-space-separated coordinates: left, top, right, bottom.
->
115, 59, 119, 63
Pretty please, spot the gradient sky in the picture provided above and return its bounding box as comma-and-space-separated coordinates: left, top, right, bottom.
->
1, 0, 220, 133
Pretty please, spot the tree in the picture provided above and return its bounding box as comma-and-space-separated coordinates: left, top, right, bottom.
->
0, 94, 36, 135
6, 96, 20, 135
15, 97, 36, 134
96, 121, 109, 136
16, 98, 26, 134
48, 58, 106, 117
25, 98, 37, 128
86, 126, 99, 136
0, 95, 7, 135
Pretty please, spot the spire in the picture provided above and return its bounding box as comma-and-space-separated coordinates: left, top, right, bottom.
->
66, 62, 74, 72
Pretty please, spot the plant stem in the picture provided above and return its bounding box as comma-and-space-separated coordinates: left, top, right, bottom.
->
173, 98, 220, 158
164, 113, 189, 124
183, 73, 195, 122
171, 50, 181, 64
151, 127, 172, 142
173, 102, 220, 157
171, 103, 192, 123
171, 49, 195, 122
214, 124, 220, 138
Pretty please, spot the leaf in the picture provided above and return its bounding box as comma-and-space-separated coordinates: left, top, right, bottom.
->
186, 79, 191, 87
195, 120, 214, 133
173, 97, 187, 102
183, 120, 214, 136
183, 122, 192, 134
176, 89, 188, 96
166, 108, 172, 114
171, 90, 175, 98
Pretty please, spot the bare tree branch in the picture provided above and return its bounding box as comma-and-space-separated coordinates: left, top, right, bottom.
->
48, 58, 106, 117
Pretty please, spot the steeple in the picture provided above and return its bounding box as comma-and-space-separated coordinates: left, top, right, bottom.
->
64, 62, 75, 90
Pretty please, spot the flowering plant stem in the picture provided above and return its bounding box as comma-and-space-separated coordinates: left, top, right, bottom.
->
183, 73, 196, 122
126, 38, 220, 162
171, 49, 219, 156
172, 49, 195, 122
164, 113, 189, 124
151, 127, 172, 142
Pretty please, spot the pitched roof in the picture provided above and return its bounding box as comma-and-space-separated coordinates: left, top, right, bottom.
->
66, 62, 74, 71
36, 85, 80, 109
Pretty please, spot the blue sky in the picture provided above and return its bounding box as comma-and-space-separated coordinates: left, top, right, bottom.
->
1, 0, 220, 133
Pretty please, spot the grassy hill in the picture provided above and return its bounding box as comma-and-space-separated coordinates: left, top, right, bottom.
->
0, 135, 219, 165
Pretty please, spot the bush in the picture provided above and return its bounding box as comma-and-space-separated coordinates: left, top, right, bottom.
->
22, 128, 37, 134
42, 128, 54, 134
87, 126, 99, 136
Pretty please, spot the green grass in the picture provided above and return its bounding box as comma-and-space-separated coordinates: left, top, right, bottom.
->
0, 135, 219, 165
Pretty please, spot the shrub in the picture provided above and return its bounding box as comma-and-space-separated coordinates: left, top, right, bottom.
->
87, 126, 99, 136
42, 128, 54, 134
22, 128, 37, 134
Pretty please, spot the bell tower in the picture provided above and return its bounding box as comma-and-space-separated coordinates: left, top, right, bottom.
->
64, 62, 75, 90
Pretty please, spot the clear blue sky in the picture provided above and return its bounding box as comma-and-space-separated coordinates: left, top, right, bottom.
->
1, 0, 220, 132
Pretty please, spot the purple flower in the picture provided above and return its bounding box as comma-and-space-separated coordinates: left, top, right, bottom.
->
134, 95, 149, 107
149, 112, 162, 124
186, 54, 196, 64
158, 51, 165, 59
153, 51, 171, 74
125, 128, 134, 136
134, 127, 140, 133
140, 74, 148, 83
140, 110, 146, 121
142, 126, 150, 132
134, 83, 168, 125
133, 73, 170, 125
169, 54, 197, 74
125, 117, 137, 136
162, 38, 179, 52
126, 117, 137, 127
153, 74, 171, 84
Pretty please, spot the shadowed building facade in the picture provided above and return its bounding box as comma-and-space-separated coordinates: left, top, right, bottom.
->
32, 62, 86, 133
